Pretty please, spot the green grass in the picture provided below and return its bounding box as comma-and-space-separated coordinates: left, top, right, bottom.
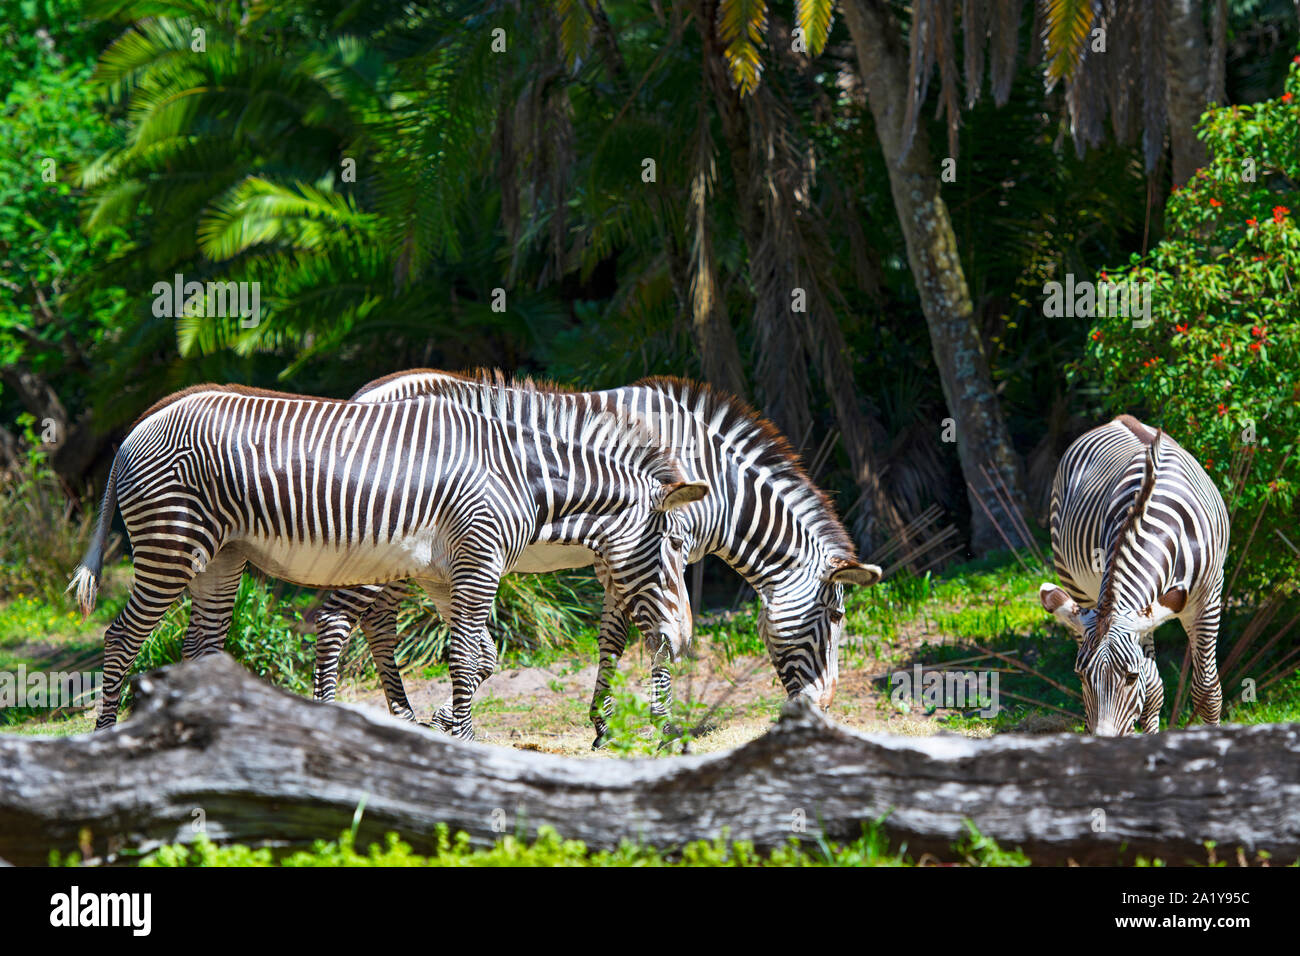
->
53, 817, 1019, 867
4, 550, 1298, 737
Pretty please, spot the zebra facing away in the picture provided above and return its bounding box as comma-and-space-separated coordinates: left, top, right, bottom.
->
68, 382, 708, 738
1038, 415, 1229, 736
311, 371, 883, 747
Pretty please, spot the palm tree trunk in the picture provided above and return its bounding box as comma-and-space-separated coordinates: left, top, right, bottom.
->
839, 0, 1028, 554
1165, 0, 1211, 186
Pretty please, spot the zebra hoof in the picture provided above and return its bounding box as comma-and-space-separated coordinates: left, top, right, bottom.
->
661, 722, 684, 741
591, 733, 610, 750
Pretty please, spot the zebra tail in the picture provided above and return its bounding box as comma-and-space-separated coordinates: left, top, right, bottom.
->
66, 453, 120, 616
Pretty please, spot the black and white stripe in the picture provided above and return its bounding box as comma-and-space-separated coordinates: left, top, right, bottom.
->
314, 371, 881, 746
1038, 415, 1229, 736
68, 381, 706, 738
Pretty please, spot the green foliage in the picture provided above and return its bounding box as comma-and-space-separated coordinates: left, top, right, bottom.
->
0, 424, 105, 603
600, 667, 676, 756
131, 820, 924, 867
377, 571, 602, 677
0, 0, 128, 431
954, 820, 1031, 867
128, 574, 314, 698
1082, 59, 1300, 597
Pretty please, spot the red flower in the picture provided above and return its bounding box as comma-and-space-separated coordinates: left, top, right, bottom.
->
1209, 198, 1222, 207
1273, 205, 1290, 224
1251, 325, 1265, 337
1247, 218, 1257, 227
1212, 354, 1225, 367
1284, 92, 1295, 104
1250, 342, 1261, 352
1206, 459, 1214, 469
1175, 323, 1188, 333
1090, 330, 1103, 341
1217, 404, 1227, 416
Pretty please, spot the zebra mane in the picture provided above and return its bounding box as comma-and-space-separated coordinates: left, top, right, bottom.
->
635, 375, 857, 559
392, 370, 686, 486
1095, 427, 1164, 634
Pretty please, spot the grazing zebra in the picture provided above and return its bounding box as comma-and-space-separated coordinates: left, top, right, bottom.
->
312, 371, 882, 747
1038, 415, 1229, 736
68, 382, 707, 737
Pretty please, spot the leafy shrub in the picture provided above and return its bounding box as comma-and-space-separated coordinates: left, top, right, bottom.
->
366, 571, 602, 676
1081, 57, 1300, 597
129, 575, 314, 699
0, 426, 113, 603
129, 821, 916, 867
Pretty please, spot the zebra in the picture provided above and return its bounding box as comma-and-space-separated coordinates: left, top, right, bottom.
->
311, 371, 882, 747
67, 382, 708, 737
1038, 415, 1229, 736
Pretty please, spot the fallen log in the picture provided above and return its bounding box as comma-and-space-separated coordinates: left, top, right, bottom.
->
0, 655, 1296, 866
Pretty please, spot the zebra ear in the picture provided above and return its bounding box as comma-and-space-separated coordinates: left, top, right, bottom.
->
826, 559, 882, 587
1039, 583, 1087, 637
657, 480, 709, 511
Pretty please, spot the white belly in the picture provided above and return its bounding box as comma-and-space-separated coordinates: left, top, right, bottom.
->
510, 541, 596, 573
229, 528, 453, 589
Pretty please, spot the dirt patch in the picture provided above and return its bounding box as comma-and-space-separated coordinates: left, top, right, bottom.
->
337, 625, 995, 758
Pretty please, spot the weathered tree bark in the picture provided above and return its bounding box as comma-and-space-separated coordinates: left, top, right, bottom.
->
1, 656, 1297, 866
1165, 0, 1211, 186
838, 0, 1029, 554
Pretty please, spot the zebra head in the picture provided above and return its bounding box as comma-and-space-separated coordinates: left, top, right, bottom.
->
761, 557, 883, 709
598, 480, 710, 662
1039, 583, 1186, 735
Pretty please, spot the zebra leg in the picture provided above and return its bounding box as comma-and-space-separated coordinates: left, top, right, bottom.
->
313, 585, 383, 705
431, 629, 496, 731
1139, 656, 1164, 734
649, 635, 678, 739
443, 567, 501, 740
181, 550, 246, 660
357, 583, 415, 721
589, 589, 630, 749
96, 549, 195, 730
1187, 603, 1223, 726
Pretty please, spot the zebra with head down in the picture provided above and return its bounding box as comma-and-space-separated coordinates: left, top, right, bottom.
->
1038, 415, 1229, 736
69, 381, 706, 738
311, 371, 882, 747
